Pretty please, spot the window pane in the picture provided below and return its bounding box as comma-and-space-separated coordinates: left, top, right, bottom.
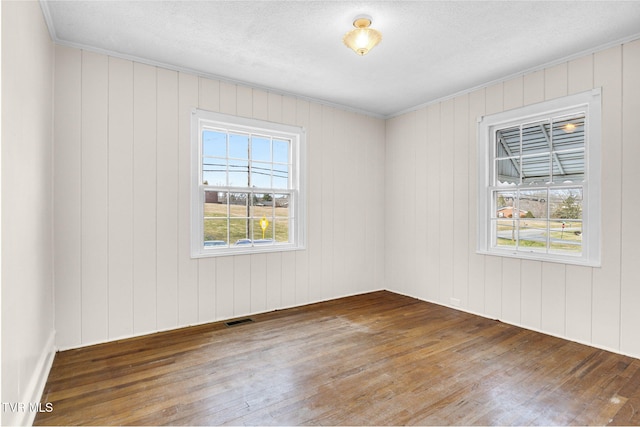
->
552, 150, 584, 183
251, 193, 273, 217
495, 191, 517, 219
521, 121, 550, 156
228, 159, 249, 186
251, 162, 272, 188
204, 219, 228, 246
203, 130, 226, 157
549, 188, 582, 220
518, 220, 548, 252
521, 154, 550, 185
229, 133, 249, 159
496, 158, 520, 186
252, 136, 271, 162
202, 159, 227, 186
495, 126, 519, 158
494, 219, 517, 248
274, 194, 290, 217
519, 189, 547, 220
204, 191, 228, 246
230, 218, 251, 245
549, 220, 582, 254
204, 191, 227, 218
273, 164, 289, 189
274, 219, 290, 243
229, 192, 249, 218
252, 217, 274, 242
273, 139, 289, 163
552, 115, 585, 151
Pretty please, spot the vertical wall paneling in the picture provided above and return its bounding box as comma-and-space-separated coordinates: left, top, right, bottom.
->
414, 108, 429, 300
178, 72, 199, 326
306, 102, 323, 303
384, 114, 411, 295
520, 260, 543, 330
81, 51, 109, 344
266, 253, 282, 310
467, 89, 486, 313
199, 78, 221, 113
425, 104, 441, 301
236, 85, 253, 118
482, 84, 504, 319
439, 100, 455, 303
591, 46, 622, 351
568, 55, 594, 95
453, 96, 470, 306
216, 256, 235, 320
541, 262, 567, 336
234, 255, 252, 317
320, 106, 335, 300
54, 48, 386, 350
501, 77, 523, 325
383, 39, 639, 359
294, 98, 312, 305
54, 46, 82, 348
107, 57, 134, 340
523, 70, 545, 106
331, 111, 347, 294
371, 116, 386, 292
155, 68, 179, 331
2, 3, 55, 423
565, 265, 593, 343
196, 77, 220, 324
197, 260, 216, 323
563, 55, 594, 344
545, 63, 568, 100
132, 63, 158, 335
250, 251, 267, 313
620, 39, 640, 356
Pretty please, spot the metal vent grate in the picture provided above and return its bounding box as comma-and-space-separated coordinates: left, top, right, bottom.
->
224, 318, 254, 327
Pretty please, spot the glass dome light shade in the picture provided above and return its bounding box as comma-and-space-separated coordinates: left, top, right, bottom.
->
343, 17, 382, 56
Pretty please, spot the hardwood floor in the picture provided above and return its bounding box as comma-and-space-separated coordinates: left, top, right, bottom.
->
35, 291, 640, 426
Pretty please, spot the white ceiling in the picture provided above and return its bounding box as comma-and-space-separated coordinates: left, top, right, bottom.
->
41, 1, 640, 117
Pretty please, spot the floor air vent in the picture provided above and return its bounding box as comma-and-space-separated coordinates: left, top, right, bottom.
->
225, 318, 254, 327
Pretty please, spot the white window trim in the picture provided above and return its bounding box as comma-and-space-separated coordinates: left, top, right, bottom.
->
477, 88, 601, 267
190, 109, 307, 258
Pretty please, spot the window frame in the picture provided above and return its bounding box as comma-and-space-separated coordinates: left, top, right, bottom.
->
190, 109, 306, 258
477, 88, 601, 267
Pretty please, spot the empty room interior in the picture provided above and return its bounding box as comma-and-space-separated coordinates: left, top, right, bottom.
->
3, 1, 640, 425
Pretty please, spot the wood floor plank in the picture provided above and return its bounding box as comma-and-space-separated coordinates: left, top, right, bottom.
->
35, 291, 640, 426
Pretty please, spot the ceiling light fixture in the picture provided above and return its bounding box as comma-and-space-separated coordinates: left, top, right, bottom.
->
343, 15, 382, 56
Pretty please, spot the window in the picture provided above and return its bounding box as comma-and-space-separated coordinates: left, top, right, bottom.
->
191, 109, 306, 258
477, 89, 601, 266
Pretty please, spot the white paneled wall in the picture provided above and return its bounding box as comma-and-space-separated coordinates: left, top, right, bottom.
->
385, 40, 640, 358
2, 2, 55, 425
54, 46, 386, 350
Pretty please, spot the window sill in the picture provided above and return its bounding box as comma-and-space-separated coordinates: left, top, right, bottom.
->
476, 248, 600, 268
191, 243, 305, 259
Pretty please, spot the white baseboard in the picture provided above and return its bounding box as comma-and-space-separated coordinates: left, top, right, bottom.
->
15, 330, 56, 427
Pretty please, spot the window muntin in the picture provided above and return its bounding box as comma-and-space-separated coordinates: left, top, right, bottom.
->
191, 110, 305, 258
478, 89, 601, 266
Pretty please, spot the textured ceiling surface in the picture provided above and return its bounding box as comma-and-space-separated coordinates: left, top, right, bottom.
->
42, 1, 640, 117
